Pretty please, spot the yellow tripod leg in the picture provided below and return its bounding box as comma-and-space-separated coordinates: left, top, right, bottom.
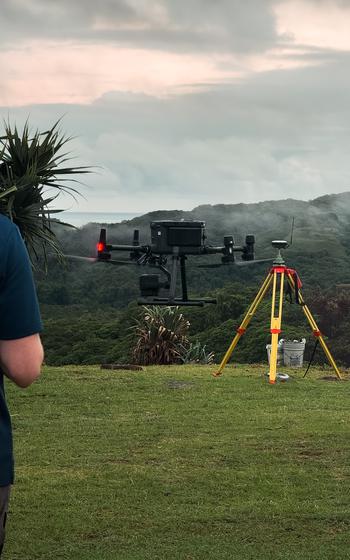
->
213, 272, 273, 377
286, 273, 342, 380
269, 269, 285, 384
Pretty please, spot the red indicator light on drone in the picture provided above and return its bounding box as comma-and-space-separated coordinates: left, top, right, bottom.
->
97, 242, 105, 252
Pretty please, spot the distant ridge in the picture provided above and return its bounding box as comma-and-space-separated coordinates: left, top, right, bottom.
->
125, 191, 350, 226
56, 191, 350, 292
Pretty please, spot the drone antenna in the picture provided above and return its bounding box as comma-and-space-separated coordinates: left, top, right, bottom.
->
99, 228, 107, 245
290, 217, 295, 246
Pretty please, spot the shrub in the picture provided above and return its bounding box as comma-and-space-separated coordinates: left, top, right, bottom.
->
132, 306, 190, 365
179, 341, 215, 364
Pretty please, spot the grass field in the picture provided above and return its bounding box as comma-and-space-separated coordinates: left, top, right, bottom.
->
4, 364, 350, 559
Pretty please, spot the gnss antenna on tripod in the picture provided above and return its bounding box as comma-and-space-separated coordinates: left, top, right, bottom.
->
213, 238, 342, 383
271, 240, 289, 265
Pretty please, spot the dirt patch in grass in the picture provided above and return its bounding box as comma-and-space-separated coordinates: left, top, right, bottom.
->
166, 380, 195, 390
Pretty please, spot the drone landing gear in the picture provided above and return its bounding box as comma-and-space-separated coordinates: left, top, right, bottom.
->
213, 265, 342, 382
138, 253, 217, 307
138, 298, 217, 307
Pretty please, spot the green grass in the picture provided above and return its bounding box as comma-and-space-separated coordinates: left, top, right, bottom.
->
4, 364, 350, 559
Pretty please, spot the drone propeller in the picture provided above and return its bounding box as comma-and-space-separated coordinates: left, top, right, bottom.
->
196, 263, 224, 269
197, 258, 273, 269
64, 254, 98, 263
235, 258, 274, 267
105, 259, 138, 266
64, 254, 137, 266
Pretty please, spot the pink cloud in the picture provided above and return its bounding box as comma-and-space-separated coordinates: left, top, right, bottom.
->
0, 41, 241, 106
275, 0, 350, 50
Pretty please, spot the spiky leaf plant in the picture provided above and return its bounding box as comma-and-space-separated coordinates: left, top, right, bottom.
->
179, 340, 215, 364
132, 306, 190, 365
0, 120, 90, 265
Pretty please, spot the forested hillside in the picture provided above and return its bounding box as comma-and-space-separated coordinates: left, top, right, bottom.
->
37, 192, 350, 366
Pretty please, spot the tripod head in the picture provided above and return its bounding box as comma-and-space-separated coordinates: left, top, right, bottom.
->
272, 240, 289, 265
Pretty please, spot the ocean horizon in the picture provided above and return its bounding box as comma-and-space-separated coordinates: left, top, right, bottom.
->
57, 211, 143, 227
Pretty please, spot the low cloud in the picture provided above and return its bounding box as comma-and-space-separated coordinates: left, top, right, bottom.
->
2, 55, 350, 212
1, 1, 350, 212
0, 0, 280, 54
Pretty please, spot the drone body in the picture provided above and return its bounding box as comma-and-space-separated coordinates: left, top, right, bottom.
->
82, 219, 267, 307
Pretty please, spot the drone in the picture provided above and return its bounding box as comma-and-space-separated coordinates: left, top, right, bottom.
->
67, 220, 271, 307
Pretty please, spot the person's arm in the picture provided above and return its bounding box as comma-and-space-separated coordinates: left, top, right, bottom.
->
0, 223, 44, 388
0, 334, 44, 388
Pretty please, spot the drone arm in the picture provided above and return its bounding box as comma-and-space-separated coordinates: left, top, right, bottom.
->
202, 242, 248, 255
201, 246, 223, 254
107, 244, 149, 252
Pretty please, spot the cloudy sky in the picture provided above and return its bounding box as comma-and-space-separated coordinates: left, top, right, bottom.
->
1, 0, 350, 213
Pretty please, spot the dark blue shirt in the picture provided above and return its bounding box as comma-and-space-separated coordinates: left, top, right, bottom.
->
0, 215, 42, 486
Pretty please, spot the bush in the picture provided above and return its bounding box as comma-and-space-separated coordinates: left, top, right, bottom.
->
132, 306, 190, 365
179, 341, 215, 364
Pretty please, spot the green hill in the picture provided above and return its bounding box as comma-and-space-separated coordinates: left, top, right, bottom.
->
37, 192, 350, 366
48, 190, 350, 291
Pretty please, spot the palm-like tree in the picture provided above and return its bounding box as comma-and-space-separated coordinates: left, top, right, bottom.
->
0, 120, 90, 264
132, 306, 190, 365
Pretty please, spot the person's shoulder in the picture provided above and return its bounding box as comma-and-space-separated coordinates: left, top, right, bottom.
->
0, 215, 21, 266
0, 214, 17, 237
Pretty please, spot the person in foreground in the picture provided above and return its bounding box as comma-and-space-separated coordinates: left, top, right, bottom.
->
0, 215, 44, 557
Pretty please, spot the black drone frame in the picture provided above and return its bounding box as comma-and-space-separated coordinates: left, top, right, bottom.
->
94, 220, 259, 307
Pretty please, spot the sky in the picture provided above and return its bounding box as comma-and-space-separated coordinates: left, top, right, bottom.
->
1, 0, 350, 213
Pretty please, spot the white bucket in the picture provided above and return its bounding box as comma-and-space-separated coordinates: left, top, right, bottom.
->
266, 340, 284, 365
283, 339, 306, 367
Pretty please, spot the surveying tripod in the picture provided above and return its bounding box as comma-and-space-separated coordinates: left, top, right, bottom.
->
213, 240, 342, 383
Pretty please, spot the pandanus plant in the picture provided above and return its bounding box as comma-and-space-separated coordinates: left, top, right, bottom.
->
132, 306, 191, 365
0, 120, 90, 265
